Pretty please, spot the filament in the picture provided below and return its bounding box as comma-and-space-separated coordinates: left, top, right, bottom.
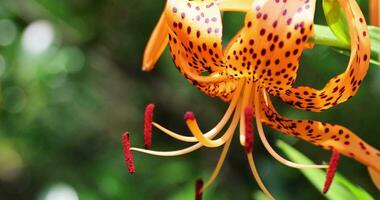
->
201, 135, 234, 192
130, 143, 203, 157
247, 152, 275, 200
255, 88, 329, 169
152, 80, 244, 142
130, 100, 241, 155
185, 100, 242, 148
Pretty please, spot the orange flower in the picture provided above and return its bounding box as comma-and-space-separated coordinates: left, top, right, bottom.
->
127, 0, 380, 198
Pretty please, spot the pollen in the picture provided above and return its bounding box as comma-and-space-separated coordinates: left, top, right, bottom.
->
195, 179, 203, 200
184, 111, 195, 121
244, 106, 254, 153
122, 132, 135, 174
323, 148, 340, 193
144, 103, 155, 149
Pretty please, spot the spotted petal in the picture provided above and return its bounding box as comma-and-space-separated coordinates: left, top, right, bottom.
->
165, 0, 225, 74
274, 0, 370, 112
225, 0, 316, 84
165, 0, 242, 100
258, 91, 380, 178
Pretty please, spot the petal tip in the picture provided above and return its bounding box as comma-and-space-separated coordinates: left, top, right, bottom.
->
142, 64, 153, 72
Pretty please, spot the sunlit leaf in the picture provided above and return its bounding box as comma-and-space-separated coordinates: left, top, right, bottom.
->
369, 26, 380, 61
277, 140, 374, 200
322, 0, 350, 45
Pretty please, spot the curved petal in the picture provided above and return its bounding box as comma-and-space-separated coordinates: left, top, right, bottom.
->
258, 90, 380, 175
165, 0, 242, 100
225, 0, 316, 84
165, 0, 225, 74
274, 0, 370, 112
143, 11, 169, 71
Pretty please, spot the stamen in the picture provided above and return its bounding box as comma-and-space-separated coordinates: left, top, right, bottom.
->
195, 179, 203, 200
239, 80, 253, 146
201, 136, 233, 192
323, 148, 340, 194
131, 143, 203, 157
130, 102, 241, 157
255, 89, 329, 169
247, 153, 275, 200
122, 132, 135, 174
184, 111, 195, 121
144, 104, 155, 149
184, 104, 241, 148
151, 80, 244, 143
245, 107, 254, 153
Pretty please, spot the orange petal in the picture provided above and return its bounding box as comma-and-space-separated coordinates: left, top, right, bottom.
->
165, 0, 225, 75
259, 91, 380, 175
368, 167, 380, 190
143, 11, 169, 71
165, 0, 241, 101
370, 0, 379, 26
274, 0, 370, 112
225, 0, 316, 84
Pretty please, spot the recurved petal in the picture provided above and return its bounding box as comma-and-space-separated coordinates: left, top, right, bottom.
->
258, 91, 380, 177
274, 0, 370, 112
225, 0, 316, 84
165, 0, 225, 75
143, 11, 169, 71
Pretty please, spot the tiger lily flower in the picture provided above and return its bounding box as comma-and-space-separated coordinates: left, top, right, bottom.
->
125, 0, 380, 198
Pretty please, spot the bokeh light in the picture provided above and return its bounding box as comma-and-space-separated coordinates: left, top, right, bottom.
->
22, 20, 55, 55
42, 183, 79, 200
0, 19, 17, 46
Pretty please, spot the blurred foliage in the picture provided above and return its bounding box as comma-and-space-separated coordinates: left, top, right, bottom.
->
277, 140, 374, 200
0, 0, 378, 200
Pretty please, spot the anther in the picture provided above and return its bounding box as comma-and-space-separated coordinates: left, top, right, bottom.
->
195, 178, 203, 200
122, 132, 135, 174
184, 111, 195, 121
323, 148, 340, 193
245, 107, 254, 153
144, 103, 155, 149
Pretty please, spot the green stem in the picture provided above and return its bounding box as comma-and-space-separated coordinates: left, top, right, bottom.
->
310, 24, 350, 49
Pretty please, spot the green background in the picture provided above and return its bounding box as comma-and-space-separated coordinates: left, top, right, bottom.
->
0, 0, 379, 199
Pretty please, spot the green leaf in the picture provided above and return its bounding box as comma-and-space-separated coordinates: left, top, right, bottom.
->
369, 26, 380, 61
276, 140, 374, 200
312, 25, 380, 66
322, 0, 350, 46
312, 24, 349, 49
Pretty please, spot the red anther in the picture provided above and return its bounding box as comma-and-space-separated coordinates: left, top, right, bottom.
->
244, 107, 254, 153
184, 111, 195, 121
122, 132, 135, 174
144, 103, 155, 149
323, 148, 340, 193
195, 179, 203, 200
